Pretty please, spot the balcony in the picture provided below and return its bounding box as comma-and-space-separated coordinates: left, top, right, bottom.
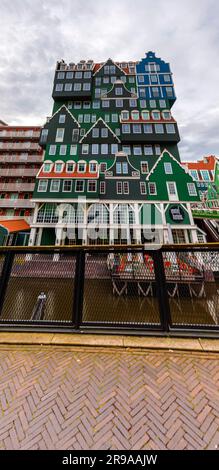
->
0, 183, 35, 191
0, 199, 35, 208
0, 154, 43, 164
0, 131, 40, 139
0, 143, 41, 151
0, 168, 38, 177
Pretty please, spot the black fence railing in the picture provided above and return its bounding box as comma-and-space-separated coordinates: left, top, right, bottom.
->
0, 243, 218, 337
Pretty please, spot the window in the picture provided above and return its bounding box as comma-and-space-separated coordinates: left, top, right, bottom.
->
151, 74, 158, 83
141, 110, 150, 120
93, 101, 100, 109
166, 124, 175, 134
70, 144, 77, 155
115, 128, 121, 136
100, 181, 106, 194
122, 145, 131, 155
83, 101, 91, 109
190, 170, 198, 180
164, 74, 171, 82
84, 71, 91, 78
55, 162, 63, 173
133, 146, 142, 155
50, 179, 60, 192
109, 65, 115, 74
120, 76, 126, 83
112, 114, 118, 122
144, 145, 153, 155
82, 144, 89, 154
91, 114, 96, 123
68, 101, 72, 109
129, 99, 137, 107
75, 180, 84, 192
141, 162, 149, 174
148, 183, 157, 195
167, 182, 178, 200
55, 84, 63, 92
187, 183, 197, 196
104, 65, 109, 74
74, 101, 81, 109
139, 88, 146, 98
75, 71, 82, 79
88, 180, 97, 192
138, 75, 144, 83
140, 99, 147, 108
83, 83, 91, 91
95, 77, 101, 86
101, 144, 108, 154
43, 163, 52, 172
155, 144, 161, 155
155, 124, 164, 133
92, 128, 99, 138
38, 180, 48, 192
74, 83, 82, 91
121, 110, 129, 120
133, 124, 141, 133
117, 182, 122, 194
72, 129, 79, 142
164, 162, 173, 174
140, 182, 147, 194
123, 182, 129, 194
116, 162, 122, 174
159, 100, 166, 108
60, 145, 67, 155
41, 129, 48, 143
143, 124, 153, 133
66, 71, 73, 79
89, 162, 97, 173
56, 128, 65, 142
122, 124, 130, 133
49, 145, 56, 155
162, 111, 171, 120
64, 83, 72, 91
104, 114, 110, 123
80, 129, 85, 137
116, 99, 123, 107
84, 114, 90, 123
63, 180, 72, 192
66, 162, 75, 172
115, 87, 123, 96
111, 76, 116, 83
166, 87, 173, 97
100, 163, 107, 173
57, 72, 65, 79
92, 144, 99, 154
101, 128, 108, 138
152, 111, 160, 120
103, 77, 109, 84
149, 100, 156, 108
102, 100, 110, 108
152, 87, 159, 97
131, 110, 139, 120
78, 162, 86, 173
111, 144, 118, 154
59, 114, 66, 124
129, 76, 135, 83
78, 114, 83, 123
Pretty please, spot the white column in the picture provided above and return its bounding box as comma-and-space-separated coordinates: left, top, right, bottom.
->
109, 203, 114, 245
82, 203, 87, 245
28, 227, 37, 246
186, 203, 199, 243
36, 228, 43, 246
32, 203, 39, 224
134, 203, 141, 244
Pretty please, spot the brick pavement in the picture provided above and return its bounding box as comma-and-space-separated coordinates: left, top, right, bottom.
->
0, 345, 219, 450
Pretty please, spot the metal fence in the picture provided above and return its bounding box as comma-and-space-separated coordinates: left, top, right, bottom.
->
0, 243, 218, 337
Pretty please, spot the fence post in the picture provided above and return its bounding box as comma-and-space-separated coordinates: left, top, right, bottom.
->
72, 249, 85, 329
153, 249, 171, 332
0, 252, 15, 317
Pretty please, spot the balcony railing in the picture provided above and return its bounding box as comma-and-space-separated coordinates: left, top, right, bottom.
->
0, 143, 41, 151
0, 154, 43, 164
0, 131, 40, 139
0, 183, 35, 191
0, 168, 38, 177
0, 199, 35, 208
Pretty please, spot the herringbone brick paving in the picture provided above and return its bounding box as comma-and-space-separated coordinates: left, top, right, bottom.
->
0, 345, 219, 450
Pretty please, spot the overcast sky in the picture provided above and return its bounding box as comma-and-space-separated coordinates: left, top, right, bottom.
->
0, 0, 219, 161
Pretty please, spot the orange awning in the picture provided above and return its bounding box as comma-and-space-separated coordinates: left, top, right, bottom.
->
0, 219, 30, 233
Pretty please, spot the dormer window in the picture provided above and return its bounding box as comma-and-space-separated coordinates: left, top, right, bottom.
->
43, 162, 52, 173
89, 162, 98, 173
131, 110, 139, 121
152, 111, 161, 120
78, 162, 86, 173
141, 110, 150, 120
162, 110, 171, 120
92, 128, 99, 138
55, 162, 63, 173
115, 87, 123, 96
66, 161, 75, 173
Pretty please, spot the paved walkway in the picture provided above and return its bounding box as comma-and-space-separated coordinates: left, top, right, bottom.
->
0, 345, 219, 450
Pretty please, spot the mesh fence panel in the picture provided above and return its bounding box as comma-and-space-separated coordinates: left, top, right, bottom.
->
0, 253, 76, 323
82, 251, 161, 326
163, 250, 219, 327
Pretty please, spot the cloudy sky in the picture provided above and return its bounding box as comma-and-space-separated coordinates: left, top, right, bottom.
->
0, 0, 219, 161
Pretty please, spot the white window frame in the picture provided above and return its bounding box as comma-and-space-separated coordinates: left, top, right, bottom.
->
167, 181, 178, 201
140, 182, 147, 194
75, 180, 85, 192
55, 128, 65, 143
50, 179, 60, 192
187, 183, 197, 196
66, 161, 75, 173
148, 182, 157, 195
100, 181, 106, 194
87, 180, 97, 193
63, 180, 73, 192
164, 162, 173, 174
49, 145, 56, 156
77, 161, 86, 173
141, 162, 149, 174
38, 179, 48, 192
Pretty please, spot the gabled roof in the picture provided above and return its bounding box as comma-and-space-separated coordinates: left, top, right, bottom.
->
0, 219, 30, 233
45, 105, 80, 128
79, 117, 121, 143
182, 156, 218, 171
93, 58, 126, 76
105, 151, 140, 177
146, 149, 191, 180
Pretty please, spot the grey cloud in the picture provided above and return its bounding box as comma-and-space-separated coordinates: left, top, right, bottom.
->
0, 0, 219, 160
